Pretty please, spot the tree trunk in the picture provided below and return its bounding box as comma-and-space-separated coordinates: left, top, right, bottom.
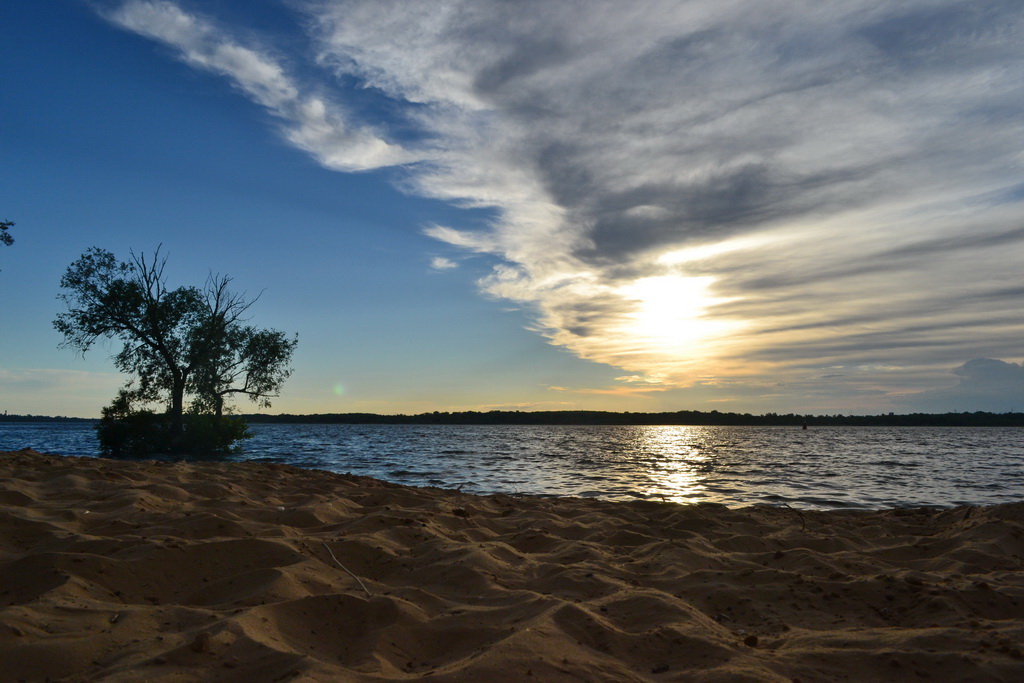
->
169, 376, 186, 452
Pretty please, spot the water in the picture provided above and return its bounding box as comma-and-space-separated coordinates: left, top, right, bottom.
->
2, 422, 1022, 509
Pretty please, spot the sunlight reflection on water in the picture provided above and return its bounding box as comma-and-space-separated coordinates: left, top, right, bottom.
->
633, 426, 712, 504
240, 423, 1024, 510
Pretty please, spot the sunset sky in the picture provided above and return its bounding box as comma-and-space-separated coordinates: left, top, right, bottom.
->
2, 0, 1023, 418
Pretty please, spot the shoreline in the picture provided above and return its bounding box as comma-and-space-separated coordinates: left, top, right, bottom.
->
2, 449, 1023, 681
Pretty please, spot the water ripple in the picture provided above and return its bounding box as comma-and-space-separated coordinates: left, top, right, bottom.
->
4, 423, 1023, 509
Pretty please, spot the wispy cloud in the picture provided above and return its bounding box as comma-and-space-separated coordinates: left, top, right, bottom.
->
105, 0, 1024, 409
429, 256, 458, 271
107, 0, 415, 170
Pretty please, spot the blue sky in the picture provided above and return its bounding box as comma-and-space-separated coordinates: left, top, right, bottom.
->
2, 0, 1023, 418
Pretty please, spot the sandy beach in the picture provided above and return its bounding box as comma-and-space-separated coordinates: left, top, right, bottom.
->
1, 449, 1023, 681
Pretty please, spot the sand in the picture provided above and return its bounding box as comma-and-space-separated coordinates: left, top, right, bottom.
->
1, 449, 1023, 682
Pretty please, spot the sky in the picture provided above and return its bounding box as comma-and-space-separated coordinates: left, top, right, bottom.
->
2, 0, 1023, 418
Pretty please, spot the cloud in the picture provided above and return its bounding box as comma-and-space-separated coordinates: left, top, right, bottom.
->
106, 0, 415, 170
573, 385, 673, 398
429, 256, 457, 271
301, 0, 1024, 393
898, 358, 1024, 413
106, 0, 1024, 409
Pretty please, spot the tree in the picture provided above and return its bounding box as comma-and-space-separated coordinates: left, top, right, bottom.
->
54, 247, 297, 453
192, 322, 299, 419
1, 220, 14, 270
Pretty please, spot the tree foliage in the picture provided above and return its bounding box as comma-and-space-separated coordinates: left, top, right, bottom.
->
54, 247, 297, 454
1, 220, 14, 271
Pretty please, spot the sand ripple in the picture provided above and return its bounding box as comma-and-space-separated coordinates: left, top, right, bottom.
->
1, 449, 1023, 681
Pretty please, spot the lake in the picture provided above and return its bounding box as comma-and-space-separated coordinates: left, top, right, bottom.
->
2, 422, 1021, 509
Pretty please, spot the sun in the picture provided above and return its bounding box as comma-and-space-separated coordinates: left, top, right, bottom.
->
616, 274, 742, 365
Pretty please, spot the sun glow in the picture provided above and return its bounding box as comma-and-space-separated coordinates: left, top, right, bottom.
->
616, 275, 742, 362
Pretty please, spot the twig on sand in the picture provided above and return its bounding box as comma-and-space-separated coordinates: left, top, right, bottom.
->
781, 503, 807, 531
322, 542, 372, 599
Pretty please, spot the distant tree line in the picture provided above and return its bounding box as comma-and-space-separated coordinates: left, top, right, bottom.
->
238, 410, 1024, 427
0, 414, 97, 423
8, 410, 1024, 427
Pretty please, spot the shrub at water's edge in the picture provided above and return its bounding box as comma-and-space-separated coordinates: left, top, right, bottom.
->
97, 397, 250, 457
